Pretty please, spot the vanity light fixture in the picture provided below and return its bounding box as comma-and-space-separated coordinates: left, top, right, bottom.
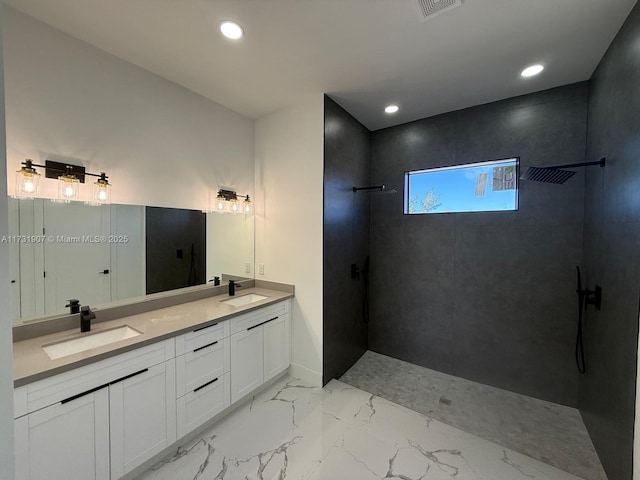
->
91, 173, 112, 205
229, 196, 239, 213
15, 159, 41, 197
215, 191, 226, 212
13, 159, 112, 204
213, 189, 252, 215
56, 167, 81, 203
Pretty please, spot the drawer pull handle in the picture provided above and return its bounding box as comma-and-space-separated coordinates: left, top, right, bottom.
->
247, 317, 279, 331
61, 384, 108, 404
194, 377, 219, 393
193, 322, 219, 333
193, 340, 218, 353
109, 368, 149, 386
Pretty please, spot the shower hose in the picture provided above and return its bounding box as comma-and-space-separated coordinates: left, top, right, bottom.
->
575, 266, 586, 374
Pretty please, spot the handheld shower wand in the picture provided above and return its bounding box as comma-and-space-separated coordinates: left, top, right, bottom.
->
575, 266, 603, 374
575, 267, 586, 374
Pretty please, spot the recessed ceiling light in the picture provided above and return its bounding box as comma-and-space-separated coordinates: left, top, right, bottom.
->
521, 64, 544, 78
385, 105, 399, 114
220, 21, 244, 40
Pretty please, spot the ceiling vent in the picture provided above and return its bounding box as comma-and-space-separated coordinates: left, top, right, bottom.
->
416, 0, 462, 22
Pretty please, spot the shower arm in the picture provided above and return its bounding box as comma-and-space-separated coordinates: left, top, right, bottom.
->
545, 158, 606, 170
353, 185, 387, 192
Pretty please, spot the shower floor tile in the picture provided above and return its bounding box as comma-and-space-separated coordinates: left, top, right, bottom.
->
340, 350, 607, 480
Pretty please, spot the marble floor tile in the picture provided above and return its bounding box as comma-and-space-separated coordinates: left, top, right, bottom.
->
136, 375, 591, 480
340, 350, 607, 480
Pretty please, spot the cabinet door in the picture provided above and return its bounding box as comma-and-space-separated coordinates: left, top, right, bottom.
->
230, 327, 264, 403
15, 387, 110, 480
109, 361, 177, 479
263, 314, 291, 382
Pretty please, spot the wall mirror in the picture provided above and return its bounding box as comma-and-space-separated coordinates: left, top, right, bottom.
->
7, 198, 254, 325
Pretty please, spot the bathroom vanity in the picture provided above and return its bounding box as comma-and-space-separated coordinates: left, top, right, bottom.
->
12, 285, 293, 480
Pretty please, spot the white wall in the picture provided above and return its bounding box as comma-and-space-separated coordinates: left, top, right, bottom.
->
255, 95, 324, 386
206, 213, 254, 280
0, 3, 16, 478
3, 7, 254, 210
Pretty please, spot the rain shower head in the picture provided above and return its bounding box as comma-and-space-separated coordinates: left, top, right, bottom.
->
521, 166, 576, 184
521, 158, 606, 184
352, 185, 397, 194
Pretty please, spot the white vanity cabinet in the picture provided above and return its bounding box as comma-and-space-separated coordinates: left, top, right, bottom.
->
14, 387, 110, 480
263, 314, 291, 382
109, 360, 177, 479
14, 339, 176, 480
175, 321, 231, 438
229, 326, 264, 401
230, 300, 291, 403
14, 297, 292, 480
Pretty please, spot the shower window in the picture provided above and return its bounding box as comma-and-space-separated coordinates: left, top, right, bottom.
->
404, 157, 519, 214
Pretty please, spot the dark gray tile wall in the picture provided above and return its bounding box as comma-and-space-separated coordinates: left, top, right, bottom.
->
323, 96, 371, 385
369, 83, 589, 406
580, 3, 640, 479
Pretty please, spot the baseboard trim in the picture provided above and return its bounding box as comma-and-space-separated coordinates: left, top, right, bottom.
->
288, 362, 322, 387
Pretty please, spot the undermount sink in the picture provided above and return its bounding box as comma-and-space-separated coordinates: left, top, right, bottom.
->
42, 325, 142, 360
220, 294, 268, 307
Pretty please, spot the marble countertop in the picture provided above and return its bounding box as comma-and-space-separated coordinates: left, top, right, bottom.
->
13, 287, 293, 387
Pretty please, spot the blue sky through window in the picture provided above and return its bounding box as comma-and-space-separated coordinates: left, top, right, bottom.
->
405, 158, 518, 214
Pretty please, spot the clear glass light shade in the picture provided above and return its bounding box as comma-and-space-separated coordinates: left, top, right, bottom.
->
243, 195, 251, 214
216, 193, 226, 214
15, 168, 40, 197
229, 198, 239, 214
57, 176, 80, 203
93, 179, 111, 205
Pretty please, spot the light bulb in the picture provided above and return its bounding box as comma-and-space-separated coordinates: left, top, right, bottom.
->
64, 186, 74, 197
15, 161, 41, 197
98, 189, 107, 201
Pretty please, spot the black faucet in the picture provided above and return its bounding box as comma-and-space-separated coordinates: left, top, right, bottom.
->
228, 280, 242, 296
80, 306, 96, 332
208, 276, 221, 286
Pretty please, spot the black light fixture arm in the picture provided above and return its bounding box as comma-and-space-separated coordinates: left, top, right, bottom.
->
84, 171, 108, 180
22, 159, 46, 170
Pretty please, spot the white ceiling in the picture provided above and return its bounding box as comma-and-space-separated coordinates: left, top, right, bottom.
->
5, 0, 637, 130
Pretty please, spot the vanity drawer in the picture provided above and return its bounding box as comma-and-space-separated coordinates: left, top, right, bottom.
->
229, 300, 290, 335
176, 337, 230, 397
177, 373, 230, 438
14, 339, 174, 418
175, 321, 229, 356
